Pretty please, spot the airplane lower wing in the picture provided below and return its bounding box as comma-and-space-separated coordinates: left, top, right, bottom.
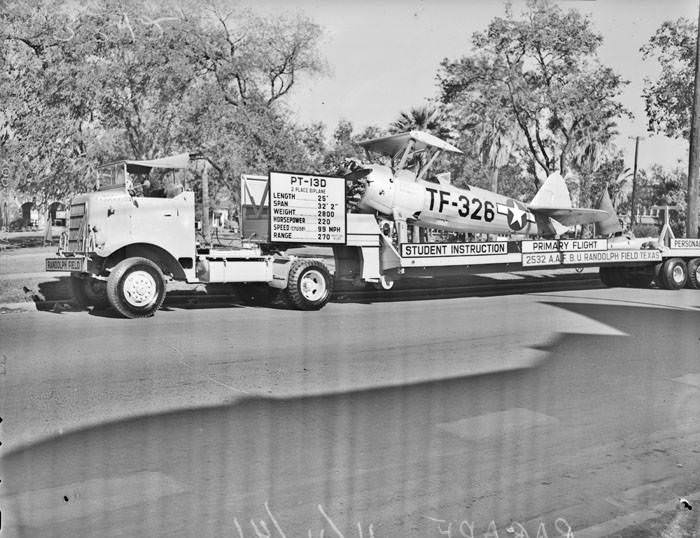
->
529, 207, 611, 227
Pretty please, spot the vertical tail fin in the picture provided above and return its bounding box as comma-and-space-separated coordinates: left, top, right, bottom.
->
529, 172, 572, 209
594, 187, 623, 236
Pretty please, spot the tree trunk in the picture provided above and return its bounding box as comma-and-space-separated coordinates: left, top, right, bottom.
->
687, 0, 700, 237
490, 167, 499, 193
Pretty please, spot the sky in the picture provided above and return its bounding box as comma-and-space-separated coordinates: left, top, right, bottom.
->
246, 0, 698, 173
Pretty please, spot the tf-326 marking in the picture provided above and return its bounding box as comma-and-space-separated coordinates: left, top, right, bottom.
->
424, 187, 496, 222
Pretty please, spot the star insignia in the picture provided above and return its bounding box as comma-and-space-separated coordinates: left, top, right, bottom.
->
497, 200, 535, 231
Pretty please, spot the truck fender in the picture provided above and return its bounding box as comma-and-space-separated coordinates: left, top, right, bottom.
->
105, 243, 188, 280
270, 258, 292, 289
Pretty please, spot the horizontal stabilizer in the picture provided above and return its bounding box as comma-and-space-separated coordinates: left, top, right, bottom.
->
529, 207, 611, 226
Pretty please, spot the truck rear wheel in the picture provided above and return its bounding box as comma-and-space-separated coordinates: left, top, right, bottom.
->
284, 259, 332, 310
686, 258, 700, 289
658, 258, 688, 290
107, 257, 166, 318
70, 275, 109, 309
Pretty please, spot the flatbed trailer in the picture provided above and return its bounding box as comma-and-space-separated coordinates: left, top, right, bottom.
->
47, 165, 699, 318
331, 214, 700, 291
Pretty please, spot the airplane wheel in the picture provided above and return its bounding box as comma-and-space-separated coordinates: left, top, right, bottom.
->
658, 258, 688, 290
686, 258, 700, 289
283, 259, 333, 310
107, 257, 166, 318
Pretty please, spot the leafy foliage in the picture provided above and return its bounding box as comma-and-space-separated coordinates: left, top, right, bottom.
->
0, 0, 326, 210
641, 18, 696, 139
438, 0, 629, 195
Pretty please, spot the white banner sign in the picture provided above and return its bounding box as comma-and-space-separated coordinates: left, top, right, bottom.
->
521, 239, 608, 253
671, 238, 700, 249
400, 242, 509, 258
269, 171, 346, 244
523, 249, 661, 267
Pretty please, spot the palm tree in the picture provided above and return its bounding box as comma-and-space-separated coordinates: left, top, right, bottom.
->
389, 105, 450, 139
475, 117, 518, 193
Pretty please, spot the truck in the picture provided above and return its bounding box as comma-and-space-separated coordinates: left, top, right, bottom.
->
47, 143, 700, 319
46, 154, 336, 318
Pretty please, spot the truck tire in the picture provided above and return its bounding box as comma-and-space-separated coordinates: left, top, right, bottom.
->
283, 259, 332, 310
686, 258, 700, 289
107, 257, 166, 318
70, 275, 109, 309
237, 283, 276, 306
658, 258, 688, 290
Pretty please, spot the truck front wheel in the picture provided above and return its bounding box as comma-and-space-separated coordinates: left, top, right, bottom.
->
284, 259, 333, 310
107, 257, 166, 318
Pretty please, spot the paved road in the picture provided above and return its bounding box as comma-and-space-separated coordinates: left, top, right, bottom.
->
1, 285, 699, 537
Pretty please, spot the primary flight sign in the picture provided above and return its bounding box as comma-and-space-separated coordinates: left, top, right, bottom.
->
269, 171, 346, 244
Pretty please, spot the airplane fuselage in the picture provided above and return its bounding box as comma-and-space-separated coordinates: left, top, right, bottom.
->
358, 165, 538, 235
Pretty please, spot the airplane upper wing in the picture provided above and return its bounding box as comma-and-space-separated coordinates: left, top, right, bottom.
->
528, 206, 611, 227
358, 131, 463, 158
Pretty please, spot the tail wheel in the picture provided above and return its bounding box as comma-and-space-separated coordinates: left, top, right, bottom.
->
284, 259, 333, 310
107, 257, 166, 318
70, 275, 109, 309
686, 258, 700, 289
658, 258, 688, 290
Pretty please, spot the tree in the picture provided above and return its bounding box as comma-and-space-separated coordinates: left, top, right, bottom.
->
0, 0, 327, 209
438, 0, 630, 192
647, 164, 688, 236
389, 104, 450, 139
641, 18, 696, 139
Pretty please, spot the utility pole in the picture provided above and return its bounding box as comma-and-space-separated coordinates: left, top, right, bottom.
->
687, 0, 700, 237
629, 136, 642, 228
201, 162, 211, 246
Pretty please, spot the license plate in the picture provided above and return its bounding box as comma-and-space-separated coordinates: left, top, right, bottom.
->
46, 257, 85, 272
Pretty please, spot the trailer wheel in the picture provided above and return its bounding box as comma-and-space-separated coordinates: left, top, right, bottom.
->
237, 283, 276, 306
107, 257, 166, 318
599, 267, 625, 287
284, 259, 332, 310
658, 258, 688, 290
686, 258, 700, 289
70, 275, 109, 309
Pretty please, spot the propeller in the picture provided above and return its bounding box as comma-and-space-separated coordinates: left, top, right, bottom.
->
337, 159, 372, 212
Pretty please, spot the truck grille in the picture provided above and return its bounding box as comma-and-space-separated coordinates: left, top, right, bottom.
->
68, 202, 86, 251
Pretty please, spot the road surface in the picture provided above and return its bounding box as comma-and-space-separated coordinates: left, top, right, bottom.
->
1, 284, 699, 537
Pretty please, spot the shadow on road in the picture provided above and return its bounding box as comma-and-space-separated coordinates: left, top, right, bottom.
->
3, 301, 699, 537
